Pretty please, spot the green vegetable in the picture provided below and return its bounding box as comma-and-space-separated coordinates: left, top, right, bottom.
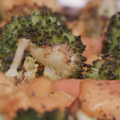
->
102, 12, 120, 54
14, 108, 97, 120
0, 11, 86, 81
14, 108, 68, 120
76, 110, 96, 120
85, 54, 120, 80
4, 4, 67, 28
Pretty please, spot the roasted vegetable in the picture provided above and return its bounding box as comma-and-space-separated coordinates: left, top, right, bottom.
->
69, 0, 116, 37
2, 4, 66, 27
2, 4, 51, 22
85, 54, 120, 80
14, 108, 96, 120
0, 11, 86, 81
75, 0, 109, 37
14, 108, 69, 120
102, 12, 120, 54
80, 80, 120, 119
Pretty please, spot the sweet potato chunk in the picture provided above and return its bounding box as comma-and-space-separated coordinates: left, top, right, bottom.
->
80, 80, 120, 120
82, 37, 103, 57
52, 79, 81, 97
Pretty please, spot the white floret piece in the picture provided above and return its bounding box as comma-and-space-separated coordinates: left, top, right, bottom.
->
28, 44, 75, 80
11, 57, 39, 85
0, 113, 7, 120
97, 0, 117, 18
76, 110, 96, 120
22, 57, 39, 81
44, 65, 61, 81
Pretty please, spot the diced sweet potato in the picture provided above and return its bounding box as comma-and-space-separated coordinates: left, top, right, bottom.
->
82, 37, 103, 57
52, 79, 81, 97
18, 77, 53, 98
80, 80, 120, 120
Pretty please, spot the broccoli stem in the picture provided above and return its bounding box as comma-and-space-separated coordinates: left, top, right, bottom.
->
5, 38, 30, 77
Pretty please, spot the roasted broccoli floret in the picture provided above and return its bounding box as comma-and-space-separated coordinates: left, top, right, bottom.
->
71, 0, 116, 37
14, 108, 69, 120
102, 12, 120, 54
0, 11, 86, 81
76, 0, 109, 37
3, 4, 67, 26
14, 108, 96, 120
85, 54, 120, 80
5, 4, 51, 22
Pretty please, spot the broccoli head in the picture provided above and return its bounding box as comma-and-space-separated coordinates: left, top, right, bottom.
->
14, 108, 96, 120
102, 12, 120, 54
3, 4, 51, 22
3, 4, 67, 27
77, 0, 109, 37
85, 54, 120, 80
0, 11, 86, 81
14, 108, 69, 120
